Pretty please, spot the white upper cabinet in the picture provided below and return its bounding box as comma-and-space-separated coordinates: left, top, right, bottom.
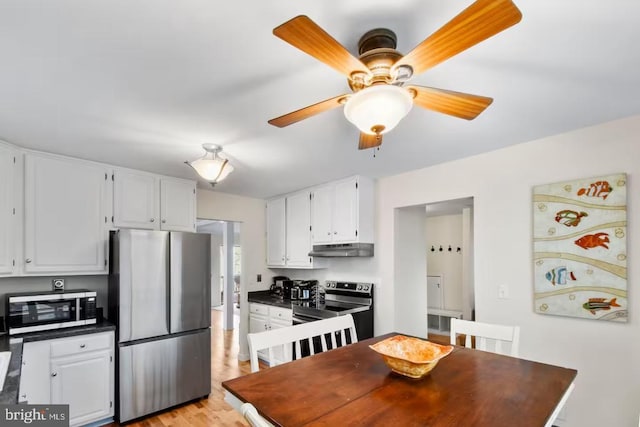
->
0, 144, 17, 275
311, 176, 374, 245
266, 191, 326, 269
24, 153, 110, 274
310, 185, 333, 245
266, 197, 286, 267
113, 169, 159, 229
160, 178, 196, 232
285, 191, 313, 268
113, 169, 196, 232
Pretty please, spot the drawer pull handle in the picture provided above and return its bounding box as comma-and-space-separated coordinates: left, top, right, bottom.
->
25, 258, 32, 263
80, 344, 86, 349
51, 372, 57, 377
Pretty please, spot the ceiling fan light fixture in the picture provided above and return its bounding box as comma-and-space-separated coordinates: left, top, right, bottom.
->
187, 144, 234, 186
344, 85, 413, 135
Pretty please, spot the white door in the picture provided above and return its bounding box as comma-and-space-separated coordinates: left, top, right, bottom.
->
113, 169, 159, 229
160, 178, 196, 232
51, 350, 113, 427
427, 275, 444, 310
311, 185, 333, 245
266, 197, 286, 266
0, 145, 15, 275
18, 341, 51, 404
24, 153, 109, 274
285, 191, 312, 267
332, 178, 358, 242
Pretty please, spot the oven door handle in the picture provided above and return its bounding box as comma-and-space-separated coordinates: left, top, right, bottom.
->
292, 315, 322, 324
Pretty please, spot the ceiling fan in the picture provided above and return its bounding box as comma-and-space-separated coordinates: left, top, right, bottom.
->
268, 0, 522, 150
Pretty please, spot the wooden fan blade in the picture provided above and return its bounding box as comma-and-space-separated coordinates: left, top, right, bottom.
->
268, 94, 348, 128
408, 85, 493, 120
394, 0, 522, 76
359, 133, 383, 150
274, 15, 371, 78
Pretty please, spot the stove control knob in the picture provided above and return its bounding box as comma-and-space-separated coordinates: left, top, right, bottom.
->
363, 285, 369, 291
357, 285, 363, 291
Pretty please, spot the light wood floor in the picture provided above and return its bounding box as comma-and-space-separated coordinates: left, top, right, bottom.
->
108, 310, 251, 426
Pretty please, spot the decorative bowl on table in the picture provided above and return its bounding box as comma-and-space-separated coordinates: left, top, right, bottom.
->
369, 335, 454, 379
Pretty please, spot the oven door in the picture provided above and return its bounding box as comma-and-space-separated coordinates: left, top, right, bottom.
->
8, 297, 79, 333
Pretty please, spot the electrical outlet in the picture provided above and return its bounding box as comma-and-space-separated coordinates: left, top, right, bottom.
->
498, 284, 509, 299
257, 274, 262, 283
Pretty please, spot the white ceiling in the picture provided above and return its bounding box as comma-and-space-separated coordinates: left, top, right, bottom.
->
1, 1, 639, 198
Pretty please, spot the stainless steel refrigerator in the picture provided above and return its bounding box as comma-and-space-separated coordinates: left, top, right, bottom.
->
108, 229, 211, 423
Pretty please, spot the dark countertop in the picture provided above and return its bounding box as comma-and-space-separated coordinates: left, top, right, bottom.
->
0, 320, 116, 404
248, 291, 295, 309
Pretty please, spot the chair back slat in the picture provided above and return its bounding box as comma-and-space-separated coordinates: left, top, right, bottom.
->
450, 318, 520, 357
247, 314, 358, 372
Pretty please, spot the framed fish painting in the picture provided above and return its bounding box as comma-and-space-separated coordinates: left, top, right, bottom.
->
533, 173, 627, 322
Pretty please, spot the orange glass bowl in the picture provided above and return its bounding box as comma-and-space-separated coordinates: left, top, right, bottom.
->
369, 335, 454, 379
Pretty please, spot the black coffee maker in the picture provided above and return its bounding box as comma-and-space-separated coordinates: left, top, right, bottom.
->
270, 276, 289, 297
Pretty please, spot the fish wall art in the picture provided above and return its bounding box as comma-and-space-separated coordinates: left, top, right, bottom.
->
532, 173, 627, 322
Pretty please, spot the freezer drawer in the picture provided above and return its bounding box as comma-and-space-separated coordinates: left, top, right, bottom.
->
117, 329, 211, 422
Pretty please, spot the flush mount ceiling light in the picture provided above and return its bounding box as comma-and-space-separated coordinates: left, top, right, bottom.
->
186, 144, 234, 186
343, 85, 413, 136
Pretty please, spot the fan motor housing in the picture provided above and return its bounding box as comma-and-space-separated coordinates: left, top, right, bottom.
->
350, 28, 405, 91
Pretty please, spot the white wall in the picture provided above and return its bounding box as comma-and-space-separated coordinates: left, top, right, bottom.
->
394, 206, 428, 338
370, 114, 640, 427
197, 189, 267, 360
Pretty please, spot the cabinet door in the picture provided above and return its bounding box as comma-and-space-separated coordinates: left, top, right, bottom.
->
311, 185, 333, 245
24, 154, 109, 274
285, 192, 312, 267
0, 145, 15, 275
249, 313, 269, 334
113, 169, 159, 229
19, 341, 51, 404
269, 318, 293, 365
333, 178, 359, 243
51, 349, 113, 427
266, 197, 286, 266
249, 313, 269, 362
160, 178, 196, 232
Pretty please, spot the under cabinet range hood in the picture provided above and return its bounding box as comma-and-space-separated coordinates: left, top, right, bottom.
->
308, 243, 374, 258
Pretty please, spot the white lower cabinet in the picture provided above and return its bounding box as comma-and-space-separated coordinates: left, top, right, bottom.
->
249, 303, 292, 365
19, 331, 115, 427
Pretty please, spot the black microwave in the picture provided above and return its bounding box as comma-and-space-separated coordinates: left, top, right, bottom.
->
6, 290, 97, 335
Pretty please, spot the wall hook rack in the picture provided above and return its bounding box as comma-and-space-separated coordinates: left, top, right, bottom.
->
439, 245, 443, 252
457, 247, 462, 253
431, 246, 435, 252
448, 245, 452, 252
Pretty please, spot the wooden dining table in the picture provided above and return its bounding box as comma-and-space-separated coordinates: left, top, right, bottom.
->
222, 333, 577, 427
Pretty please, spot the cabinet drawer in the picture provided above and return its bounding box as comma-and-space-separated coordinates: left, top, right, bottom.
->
270, 307, 292, 322
50, 332, 113, 358
249, 303, 269, 316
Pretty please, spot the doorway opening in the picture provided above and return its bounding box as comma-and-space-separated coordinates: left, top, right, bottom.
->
196, 219, 241, 330
425, 197, 474, 341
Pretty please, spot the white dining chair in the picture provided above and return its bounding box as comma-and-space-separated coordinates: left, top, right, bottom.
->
240, 403, 274, 427
247, 314, 358, 372
450, 318, 520, 357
